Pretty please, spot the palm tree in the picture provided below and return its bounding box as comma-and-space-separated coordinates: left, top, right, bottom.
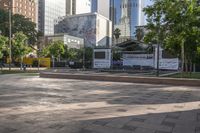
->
135, 28, 144, 41
113, 28, 121, 43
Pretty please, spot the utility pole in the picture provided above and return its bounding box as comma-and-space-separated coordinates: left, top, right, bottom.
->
156, 25, 161, 77
9, 0, 12, 71
82, 45, 85, 70
111, 0, 115, 69
156, 44, 160, 77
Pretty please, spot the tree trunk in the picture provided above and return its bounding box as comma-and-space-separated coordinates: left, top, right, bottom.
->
193, 63, 196, 72
189, 60, 192, 76
20, 57, 23, 71
181, 40, 185, 74
52, 56, 55, 68
185, 57, 188, 73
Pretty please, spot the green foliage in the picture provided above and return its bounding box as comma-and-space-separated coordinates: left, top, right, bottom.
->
135, 28, 145, 41
113, 28, 121, 40
0, 9, 9, 36
12, 32, 32, 60
13, 14, 37, 44
40, 45, 51, 58
67, 48, 78, 60
0, 35, 8, 58
84, 47, 93, 61
41, 41, 93, 62
0, 9, 38, 45
112, 47, 121, 61
144, 0, 200, 65
48, 40, 65, 60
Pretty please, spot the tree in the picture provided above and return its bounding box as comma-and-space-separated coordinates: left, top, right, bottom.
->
113, 48, 121, 61
12, 32, 32, 69
135, 28, 145, 41
67, 48, 80, 61
0, 9, 9, 36
0, 9, 38, 45
144, 0, 200, 73
143, 0, 167, 76
48, 40, 65, 61
84, 47, 93, 62
163, 0, 200, 72
0, 35, 8, 59
40, 46, 50, 57
113, 28, 121, 43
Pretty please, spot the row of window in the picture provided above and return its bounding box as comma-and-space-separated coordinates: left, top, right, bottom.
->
16, 0, 35, 5
120, 3, 138, 8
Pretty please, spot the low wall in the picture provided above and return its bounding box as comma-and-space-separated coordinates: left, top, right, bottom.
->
40, 72, 200, 87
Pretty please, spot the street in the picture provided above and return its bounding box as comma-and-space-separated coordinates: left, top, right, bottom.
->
0, 74, 200, 133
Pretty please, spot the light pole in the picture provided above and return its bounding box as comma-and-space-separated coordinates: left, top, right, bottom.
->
82, 45, 85, 70
156, 25, 161, 77
8, 0, 12, 71
156, 44, 160, 77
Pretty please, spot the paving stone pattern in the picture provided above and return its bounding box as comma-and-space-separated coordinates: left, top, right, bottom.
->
0, 74, 200, 133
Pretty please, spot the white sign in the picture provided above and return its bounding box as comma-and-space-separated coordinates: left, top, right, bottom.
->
93, 49, 111, 69
154, 47, 179, 70
123, 54, 154, 67
155, 58, 179, 70
123, 52, 179, 70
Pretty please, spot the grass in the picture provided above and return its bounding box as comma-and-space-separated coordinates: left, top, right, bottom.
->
169, 72, 200, 79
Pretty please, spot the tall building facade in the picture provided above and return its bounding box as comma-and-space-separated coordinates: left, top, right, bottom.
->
66, 0, 91, 15
0, 0, 37, 23
92, 0, 110, 19
38, 0, 66, 35
114, 0, 145, 38
55, 13, 112, 48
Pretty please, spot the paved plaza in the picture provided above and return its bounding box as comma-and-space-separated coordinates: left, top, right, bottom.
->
0, 74, 200, 133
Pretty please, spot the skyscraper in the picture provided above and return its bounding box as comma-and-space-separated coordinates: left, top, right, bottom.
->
0, 0, 37, 23
38, 0, 66, 35
92, 0, 110, 19
114, 0, 145, 38
66, 0, 91, 15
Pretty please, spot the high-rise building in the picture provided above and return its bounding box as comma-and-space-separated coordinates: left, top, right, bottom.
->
0, 0, 37, 23
113, 0, 145, 38
91, 0, 110, 19
66, 0, 91, 15
38, 0, 66, 35
110, 0, 117, 25
55, 13, 112, 48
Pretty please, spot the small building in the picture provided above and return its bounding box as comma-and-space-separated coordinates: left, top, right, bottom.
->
44, 34, 84, 49
54, 12, 112, 48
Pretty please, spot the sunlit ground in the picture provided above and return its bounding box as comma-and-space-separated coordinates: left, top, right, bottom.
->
0, 74, 200, 133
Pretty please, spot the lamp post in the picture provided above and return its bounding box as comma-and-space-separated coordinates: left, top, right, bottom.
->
8, 0, 12, 71
82, 45, 85, 70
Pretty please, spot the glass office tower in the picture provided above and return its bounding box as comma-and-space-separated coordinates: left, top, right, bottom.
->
38, 0, 66, 35
91, 0, 110, 19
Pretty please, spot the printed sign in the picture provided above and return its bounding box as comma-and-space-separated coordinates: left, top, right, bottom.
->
93, 49, 111, 69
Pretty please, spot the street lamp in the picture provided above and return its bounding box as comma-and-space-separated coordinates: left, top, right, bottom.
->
8, 0, 12, 71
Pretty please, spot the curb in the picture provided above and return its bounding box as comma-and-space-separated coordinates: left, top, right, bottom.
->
40, 72, 200, 87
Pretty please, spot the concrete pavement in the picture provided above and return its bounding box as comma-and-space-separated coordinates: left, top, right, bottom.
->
0, 74, 200, 133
